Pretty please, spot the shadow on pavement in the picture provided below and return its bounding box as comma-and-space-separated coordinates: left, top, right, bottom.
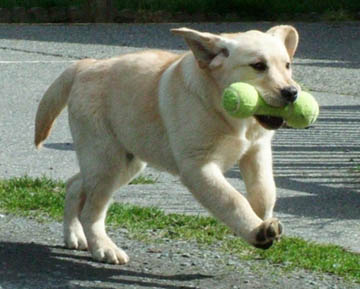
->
227, 104, 360, 220
0, 241, 211, 289
274, 178, 360, 220
226, 166, 360, 220
295, 61, 360, 69
44, 142, 74, 151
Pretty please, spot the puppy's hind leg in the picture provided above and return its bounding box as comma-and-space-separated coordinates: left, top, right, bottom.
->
79, 152, 146, 265
67, 106, 146, 264
64, 172, 88, 250
71, 123, 146, 263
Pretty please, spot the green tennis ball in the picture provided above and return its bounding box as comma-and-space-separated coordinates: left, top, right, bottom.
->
222, 83, 259, 118
285, 90, 319, 128
222, 82, 319, 129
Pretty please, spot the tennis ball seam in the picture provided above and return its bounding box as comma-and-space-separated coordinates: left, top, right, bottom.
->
223, 87, 241, 113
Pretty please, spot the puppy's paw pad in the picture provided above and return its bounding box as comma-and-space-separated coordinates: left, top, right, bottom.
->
254, 218, 283, 250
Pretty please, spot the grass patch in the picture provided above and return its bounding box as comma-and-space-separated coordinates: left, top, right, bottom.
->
353, 164, 360, 172
129, 175, 157, 185
0, 176, 359, 282
0, 176, 65, 220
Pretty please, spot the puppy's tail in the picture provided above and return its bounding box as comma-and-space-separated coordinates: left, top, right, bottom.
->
34, 62, 77, 148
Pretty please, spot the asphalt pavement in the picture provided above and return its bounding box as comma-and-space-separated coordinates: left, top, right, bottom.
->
0, 22, 359, 256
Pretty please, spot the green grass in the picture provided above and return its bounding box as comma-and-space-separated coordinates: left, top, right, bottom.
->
1, 0, 359, 21
354, 164, 360, 172
0, 176, 359, 283
0, 176, 65, 219
129, 175, 157, 185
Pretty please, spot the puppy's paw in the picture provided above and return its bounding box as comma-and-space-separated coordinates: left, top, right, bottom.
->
253, 218, 283, 250
90, 236, 129, 265
64, 226, 88, 250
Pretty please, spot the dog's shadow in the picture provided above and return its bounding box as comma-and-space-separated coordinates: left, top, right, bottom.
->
0, 241, 211, 289
43, 142, 74, 151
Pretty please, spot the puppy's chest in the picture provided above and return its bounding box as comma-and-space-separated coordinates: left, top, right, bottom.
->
212, 124, 271, 172
211, 136, 249, 170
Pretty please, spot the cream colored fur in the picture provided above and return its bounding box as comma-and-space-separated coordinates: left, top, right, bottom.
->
35, 25, 299, 264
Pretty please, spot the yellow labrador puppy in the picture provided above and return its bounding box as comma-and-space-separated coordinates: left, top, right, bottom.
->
35, 25, 300, 264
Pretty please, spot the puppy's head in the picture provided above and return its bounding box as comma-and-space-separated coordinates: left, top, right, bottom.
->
172, 25, 300, 129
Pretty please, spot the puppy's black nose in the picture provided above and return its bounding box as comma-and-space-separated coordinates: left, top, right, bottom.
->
281, 86, 298, 103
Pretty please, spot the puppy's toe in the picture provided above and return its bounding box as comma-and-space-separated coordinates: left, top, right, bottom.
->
90, 236, 129, 265
64, 231, 88, 250
93, 246, 129, 265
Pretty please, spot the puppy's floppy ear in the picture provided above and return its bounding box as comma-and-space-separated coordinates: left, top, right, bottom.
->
171, 27, 230, 69
267, 25, 299, 59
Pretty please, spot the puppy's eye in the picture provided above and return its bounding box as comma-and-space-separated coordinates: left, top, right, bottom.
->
250, 62, 267, 72
286, 62, 291, 69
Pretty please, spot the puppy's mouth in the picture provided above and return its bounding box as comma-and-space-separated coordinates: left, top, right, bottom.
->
254, 115, 284, 130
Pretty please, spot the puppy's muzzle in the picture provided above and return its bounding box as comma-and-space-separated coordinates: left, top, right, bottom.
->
281, 86, 298, 103
255, 86, 298, 130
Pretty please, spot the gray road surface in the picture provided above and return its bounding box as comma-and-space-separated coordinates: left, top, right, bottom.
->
0, 22, 359, 288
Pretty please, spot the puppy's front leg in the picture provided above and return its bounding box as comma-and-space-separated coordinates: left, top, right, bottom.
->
239, 143, 276, 220
180, 162, 282, 249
